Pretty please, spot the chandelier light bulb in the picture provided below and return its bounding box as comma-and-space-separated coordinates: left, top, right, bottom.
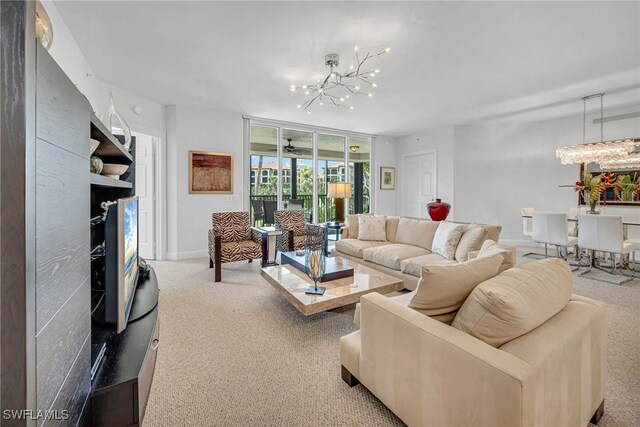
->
292, 45, 389, 111
307, 111, 311, 115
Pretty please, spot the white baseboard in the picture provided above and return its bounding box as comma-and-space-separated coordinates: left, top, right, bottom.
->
166, 249, 208, 260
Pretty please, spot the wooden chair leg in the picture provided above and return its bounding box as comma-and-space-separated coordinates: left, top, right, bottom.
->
590, 399, 604, 425
215, 263, 221, 282
214, 235, 222, 282
341, 366, 359, 387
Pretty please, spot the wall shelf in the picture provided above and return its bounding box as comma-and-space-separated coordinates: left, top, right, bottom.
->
90, 113, 133, 163
90, 173, 133, 189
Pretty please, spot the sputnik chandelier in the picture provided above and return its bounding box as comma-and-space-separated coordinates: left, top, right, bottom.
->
556, 93, 639, 167
290, 45, 390, 112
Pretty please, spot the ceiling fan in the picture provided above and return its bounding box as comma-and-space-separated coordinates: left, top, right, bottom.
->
267, 139, 312, 156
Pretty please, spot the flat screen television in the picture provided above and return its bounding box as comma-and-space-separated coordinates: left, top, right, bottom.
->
105, 196, 139, 333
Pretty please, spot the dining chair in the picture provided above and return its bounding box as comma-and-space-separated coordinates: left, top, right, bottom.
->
250, 199, 265, 226
521, 207, 540, 258
577, 214, 640, 284
567, 207, 578, 237
263, 200, 277, 225
532, 212, 578, 262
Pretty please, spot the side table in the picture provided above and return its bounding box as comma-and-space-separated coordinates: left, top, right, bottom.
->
324, 222, 344, 242
252, 226, 284, 267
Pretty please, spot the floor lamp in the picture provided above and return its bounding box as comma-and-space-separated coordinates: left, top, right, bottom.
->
328, 182, 352, 223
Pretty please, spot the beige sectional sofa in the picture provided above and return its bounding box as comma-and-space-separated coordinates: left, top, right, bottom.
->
340, 258, 607, 427
333, 215, 513, 290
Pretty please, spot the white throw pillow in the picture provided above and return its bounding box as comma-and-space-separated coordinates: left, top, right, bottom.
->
431, 222, 465, 260
358, 215, 387, 241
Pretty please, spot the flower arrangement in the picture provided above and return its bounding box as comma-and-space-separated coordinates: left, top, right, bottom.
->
574, 171, 615, 213
614, 173, 638, 202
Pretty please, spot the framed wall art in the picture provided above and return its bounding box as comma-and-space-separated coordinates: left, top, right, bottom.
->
380, 166, 395, 190
189, 151, 233, 194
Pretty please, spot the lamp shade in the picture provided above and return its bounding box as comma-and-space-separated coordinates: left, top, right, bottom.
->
327, 182, 352, 199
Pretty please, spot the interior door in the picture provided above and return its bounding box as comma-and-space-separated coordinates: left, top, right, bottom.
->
135, 134, 155, 259
402, 151, 436, 218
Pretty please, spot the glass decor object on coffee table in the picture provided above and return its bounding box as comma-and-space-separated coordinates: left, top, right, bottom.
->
304, 231, 326, 295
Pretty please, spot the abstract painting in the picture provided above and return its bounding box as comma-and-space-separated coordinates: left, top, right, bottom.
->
189, 151, 233, 193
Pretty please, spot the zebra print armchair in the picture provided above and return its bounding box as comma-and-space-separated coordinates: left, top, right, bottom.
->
208, 211, 264, 282
275, 210, 308, 252
275, 210, 328, 254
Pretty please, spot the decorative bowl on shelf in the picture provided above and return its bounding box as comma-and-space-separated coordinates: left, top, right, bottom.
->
90, 138, 100, 155
101, 163, 129, 179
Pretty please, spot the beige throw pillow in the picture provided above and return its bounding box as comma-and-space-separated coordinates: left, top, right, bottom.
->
358, 215, 387, 241
431, 222, 465, 260
451, 258, 572, 347
346, 214, 360, 239
477, 240, 514, 272
472, 223, 502, 242
409, 255, 503, 324
455, 226, 488, 262
394, 218, 440, 250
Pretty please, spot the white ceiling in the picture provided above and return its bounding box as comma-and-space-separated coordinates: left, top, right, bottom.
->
55, 1, 640, 136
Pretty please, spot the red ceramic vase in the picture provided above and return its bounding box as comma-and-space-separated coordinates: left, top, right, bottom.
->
427, 198, 451, 221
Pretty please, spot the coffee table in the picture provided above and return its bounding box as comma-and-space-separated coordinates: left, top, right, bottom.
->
260, 256, 404, 316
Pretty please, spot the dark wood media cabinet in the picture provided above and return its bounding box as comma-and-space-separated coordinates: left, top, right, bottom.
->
91, 269, 159, 427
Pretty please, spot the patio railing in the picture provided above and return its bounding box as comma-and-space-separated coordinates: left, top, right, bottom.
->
249, 194, 336, 225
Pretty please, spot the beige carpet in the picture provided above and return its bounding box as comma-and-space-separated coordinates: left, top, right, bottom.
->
143, 250, 640, 426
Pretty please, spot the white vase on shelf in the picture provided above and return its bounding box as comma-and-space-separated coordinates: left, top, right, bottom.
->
101, 92, 132, 151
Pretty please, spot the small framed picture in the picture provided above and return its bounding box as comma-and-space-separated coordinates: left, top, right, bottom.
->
380, 166, 395, 190
189, 151, 233, 194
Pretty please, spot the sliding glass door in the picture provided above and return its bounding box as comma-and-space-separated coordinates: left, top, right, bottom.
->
248, 121, 371, 226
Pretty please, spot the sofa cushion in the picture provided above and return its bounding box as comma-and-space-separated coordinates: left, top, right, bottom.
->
472, 223, 502, 242
431, 222, 466, 260
335, 238, 389, 259
455, 226, 488, 262
451, 258, 573, 348
358, 214, 387, 241
394, 218, 440, 250
385, 216, 400, 243
409, 255, 503, 324
477, 240, 515, 273
362, 244, 430, 270
346, 214, 360, 239
400, 253, 457, 277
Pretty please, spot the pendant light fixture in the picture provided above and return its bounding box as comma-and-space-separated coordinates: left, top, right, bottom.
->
556, 93, 637, 165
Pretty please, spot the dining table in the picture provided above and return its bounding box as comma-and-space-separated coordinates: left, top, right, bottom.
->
521, 214, 640, 239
